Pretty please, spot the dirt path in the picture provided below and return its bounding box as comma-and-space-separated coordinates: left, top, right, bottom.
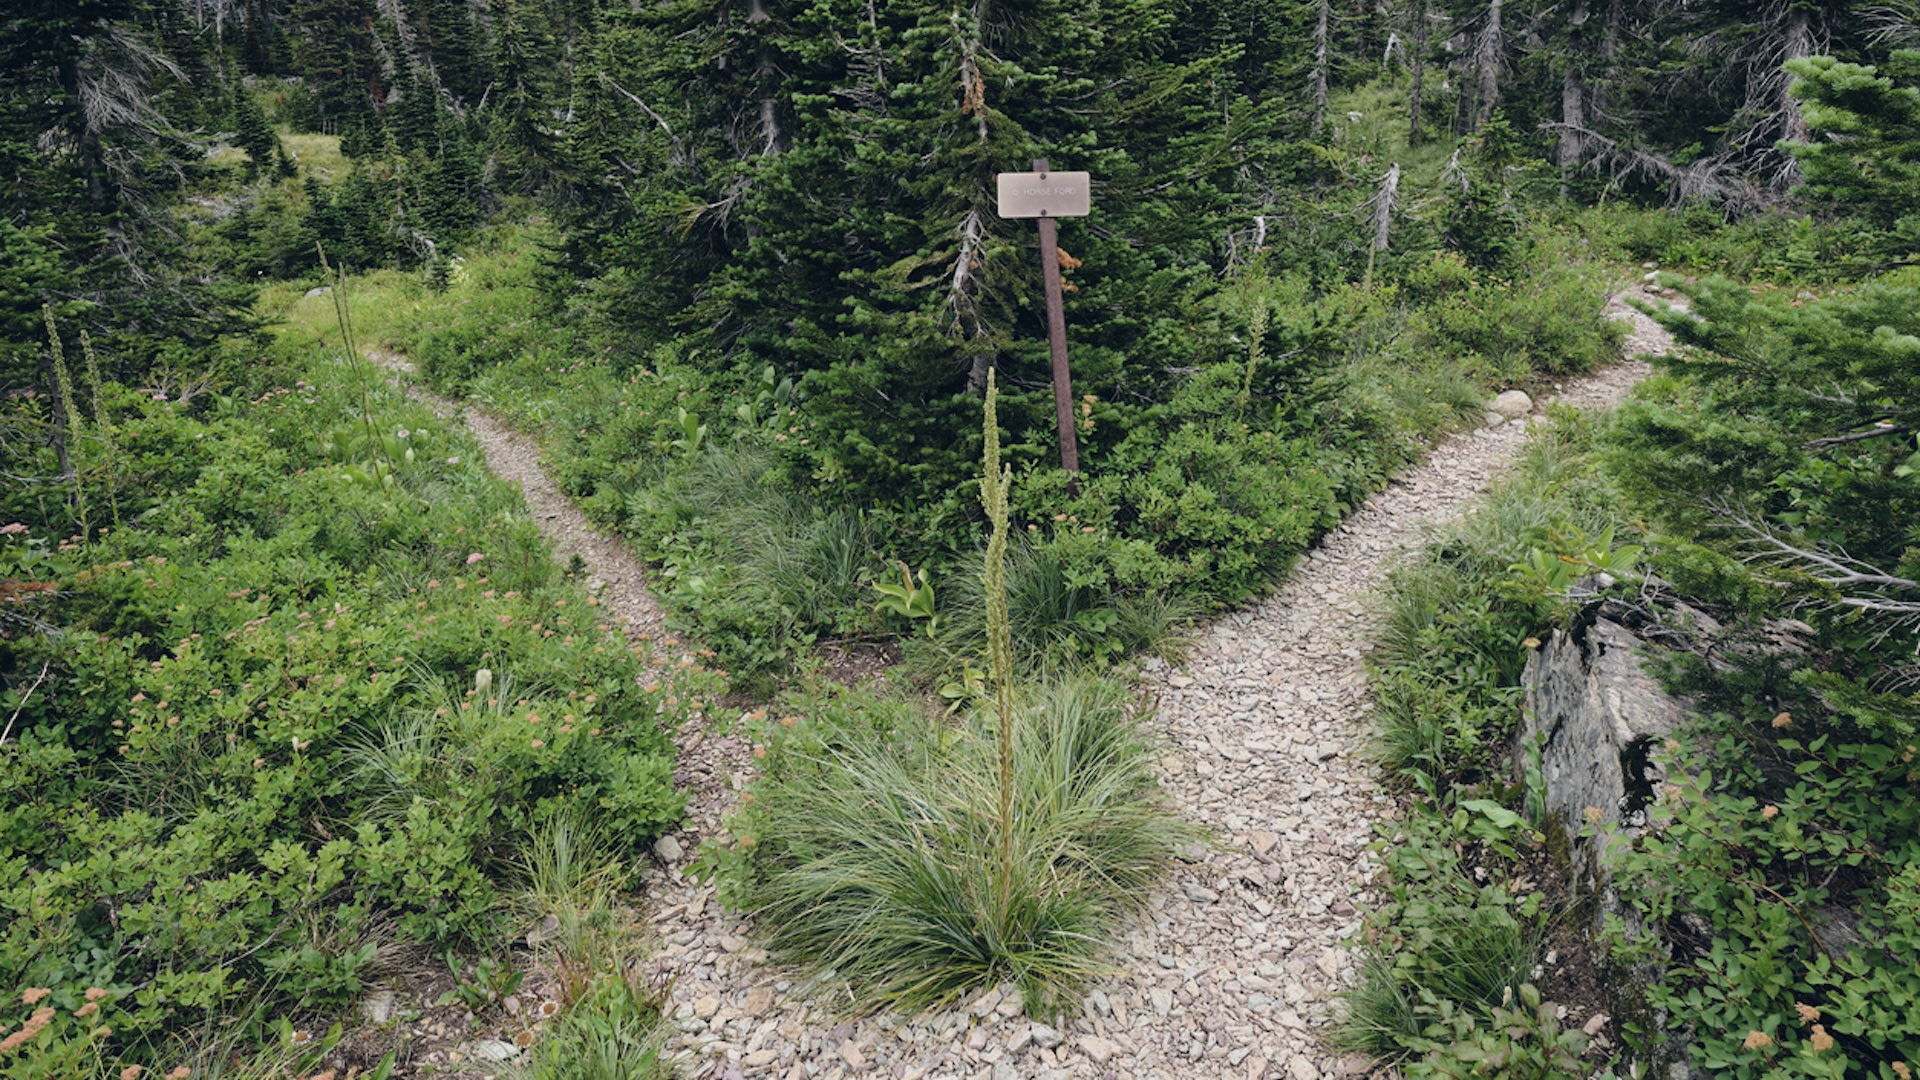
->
373, 287, 1680, 1079
366, 349, 667, 639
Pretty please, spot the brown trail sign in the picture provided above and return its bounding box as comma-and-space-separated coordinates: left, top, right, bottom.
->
996, 159, 1090, 479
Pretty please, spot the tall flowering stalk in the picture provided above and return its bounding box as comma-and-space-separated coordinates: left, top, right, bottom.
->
43, 306, 89, 543
980, 371, 1017, 901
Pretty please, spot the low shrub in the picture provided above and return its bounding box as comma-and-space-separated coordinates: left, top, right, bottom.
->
706, 676, 1187, 1019
1349, 410, 1636, 1074
0, 336, 715, 1067
1369, 410, 1624, 785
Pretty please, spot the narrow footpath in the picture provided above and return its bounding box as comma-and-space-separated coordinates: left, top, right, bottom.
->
376, 289, 1679, 1080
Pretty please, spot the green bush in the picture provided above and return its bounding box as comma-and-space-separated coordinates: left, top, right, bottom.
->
1607, 732, 1920, 1078
1339, 809, 1550, 1060
0, 342, 715, 1066
707, 676, 1189, 1019
1369, 411, 1624, 785
1349, 410, 1634, 1074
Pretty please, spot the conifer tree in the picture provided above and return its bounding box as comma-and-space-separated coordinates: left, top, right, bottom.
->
233, 77, 282, 177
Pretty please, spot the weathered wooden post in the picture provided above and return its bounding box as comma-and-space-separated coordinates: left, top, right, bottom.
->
996, 158, 1091, 477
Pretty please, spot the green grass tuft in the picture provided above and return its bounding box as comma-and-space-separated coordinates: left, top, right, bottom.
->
728, 677, 1192, 1019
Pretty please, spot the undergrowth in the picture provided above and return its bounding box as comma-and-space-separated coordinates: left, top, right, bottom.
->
0, 313, 712, 1071
273, 221, 1624, 690
697, 383, 1191, 1018
1347, 409, 1637, 1076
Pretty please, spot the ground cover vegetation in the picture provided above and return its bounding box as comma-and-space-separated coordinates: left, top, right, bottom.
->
1348, 49, 1920, 1077
0, 309, 711, 1072
6, 0, 1920, 1073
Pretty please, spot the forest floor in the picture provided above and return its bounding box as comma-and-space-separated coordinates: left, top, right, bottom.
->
363, 288, 1679, 1079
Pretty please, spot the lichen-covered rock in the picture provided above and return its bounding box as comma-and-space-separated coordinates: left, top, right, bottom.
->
1520, 612, 1687, 890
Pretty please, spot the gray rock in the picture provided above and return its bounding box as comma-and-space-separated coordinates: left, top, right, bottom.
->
1520, 612, 1687, 885
304, 285, 333, 299
1079, 1035, 1118, 1064
1489, 389, 1533, 419
471, 1039, 519, 1061
360, 989, 395, 1025
654, 834, 684, 863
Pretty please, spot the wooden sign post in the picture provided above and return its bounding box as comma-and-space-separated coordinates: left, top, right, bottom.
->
996, 159, 1091, 477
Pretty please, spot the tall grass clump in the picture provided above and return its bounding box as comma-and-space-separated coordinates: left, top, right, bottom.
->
707, 376, 1191, 1018
720, 676, 1186, 1018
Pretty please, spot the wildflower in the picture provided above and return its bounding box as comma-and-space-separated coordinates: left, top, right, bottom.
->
0, 1007, 55, 1052
0, 523, 25, 535
530, 739, 544, 749
467, 552, 485, 565
168, 1069, 191, 1079
538, 1000, 559, 1018
1742, 1030, 1772, 1050
21, 988, 49, 1005
1891, 1063, 1910, 1079
1795, 1002, 1819, 1023
1762, 805, 1779, 820
75, 1001, 98, 1017
121, 1067, 143, 1080
1809, 1025, 1833, 1052
85, 988, 107, 1002
290, 1029, 311, 1045
92, 1026, 112, 1038
1772, 711, 1791, 728
1583, 806, 1605, 824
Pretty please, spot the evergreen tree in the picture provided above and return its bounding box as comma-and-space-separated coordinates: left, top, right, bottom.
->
556, 0, 1272, 512
1786, 50, 1920, 260
233, 76, 281, 176
1, 0, 255, 391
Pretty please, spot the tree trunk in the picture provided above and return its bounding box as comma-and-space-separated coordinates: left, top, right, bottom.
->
1475, 0, 1503, 126
1779, 6, 1813, 145
748, 0, 780, 156
1409, 0, 1427, 144
1310, 0, 1331, 132
1558, 67, 1584, 199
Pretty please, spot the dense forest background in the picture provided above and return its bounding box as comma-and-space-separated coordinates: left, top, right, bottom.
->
10, 0, 1917, 651
9, 0, 1914, 439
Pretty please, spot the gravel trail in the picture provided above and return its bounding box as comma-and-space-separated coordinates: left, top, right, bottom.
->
375, 288, 1678, 1079
629, 289, 1678, 1080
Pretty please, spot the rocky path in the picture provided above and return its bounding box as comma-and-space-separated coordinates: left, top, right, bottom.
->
625, 290, 1679, 1080
373, 288, 1678, 1079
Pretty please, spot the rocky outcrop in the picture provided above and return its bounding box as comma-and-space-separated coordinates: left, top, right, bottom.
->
1519, 609, 1688, 896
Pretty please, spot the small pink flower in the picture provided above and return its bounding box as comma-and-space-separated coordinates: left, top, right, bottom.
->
466, 553, 485, 565
0, 523, 26, 535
